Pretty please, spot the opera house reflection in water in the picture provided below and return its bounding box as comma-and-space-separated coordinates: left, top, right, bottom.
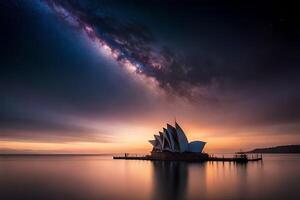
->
150, 160, 265, 200
151, 161, 189, 200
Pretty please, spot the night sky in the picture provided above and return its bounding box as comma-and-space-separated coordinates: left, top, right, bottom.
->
1, 0, 299, 153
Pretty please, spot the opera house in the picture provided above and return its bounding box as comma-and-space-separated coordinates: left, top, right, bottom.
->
114, 121, 259, 162
148, 122, 208, 160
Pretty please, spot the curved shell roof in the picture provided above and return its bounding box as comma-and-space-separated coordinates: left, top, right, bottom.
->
149, 122, 206, 153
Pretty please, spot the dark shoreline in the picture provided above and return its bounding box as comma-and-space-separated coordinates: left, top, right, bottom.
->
247, 145, 300, 154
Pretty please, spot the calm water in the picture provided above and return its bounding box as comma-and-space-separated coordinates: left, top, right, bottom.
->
0, 154, 299, 200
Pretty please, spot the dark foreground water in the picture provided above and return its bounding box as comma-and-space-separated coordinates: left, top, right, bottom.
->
0, 154, 299, 200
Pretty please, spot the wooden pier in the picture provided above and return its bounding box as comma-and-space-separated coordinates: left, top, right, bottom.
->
113, 153, 262, 163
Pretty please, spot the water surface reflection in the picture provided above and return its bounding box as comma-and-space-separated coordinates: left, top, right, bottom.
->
0, 155, 299, 200
151, 161, 189, 200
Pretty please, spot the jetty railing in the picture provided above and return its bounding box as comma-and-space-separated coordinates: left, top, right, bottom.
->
208, 153, 262, 158
113, 153, 148, 159
113, 153, 263, 162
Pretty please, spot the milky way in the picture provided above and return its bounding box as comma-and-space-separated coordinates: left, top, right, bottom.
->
44, 0, 193, 96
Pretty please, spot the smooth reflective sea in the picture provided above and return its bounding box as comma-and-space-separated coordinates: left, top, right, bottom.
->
0, 154, 299, 200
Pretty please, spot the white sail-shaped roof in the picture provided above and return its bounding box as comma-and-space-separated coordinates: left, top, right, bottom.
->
188, 141, 206, 153
149, 121, 206, 153
159, 131, 163, 138
154, 135, 163, 147
167, 124, 180, 151
175, 122, 189, 152
163, 127, 175, 151
149, 140, 157, 146
162, 131, 171, 149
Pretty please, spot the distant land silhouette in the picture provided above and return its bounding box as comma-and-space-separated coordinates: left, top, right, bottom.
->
247, 145, 300, 153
